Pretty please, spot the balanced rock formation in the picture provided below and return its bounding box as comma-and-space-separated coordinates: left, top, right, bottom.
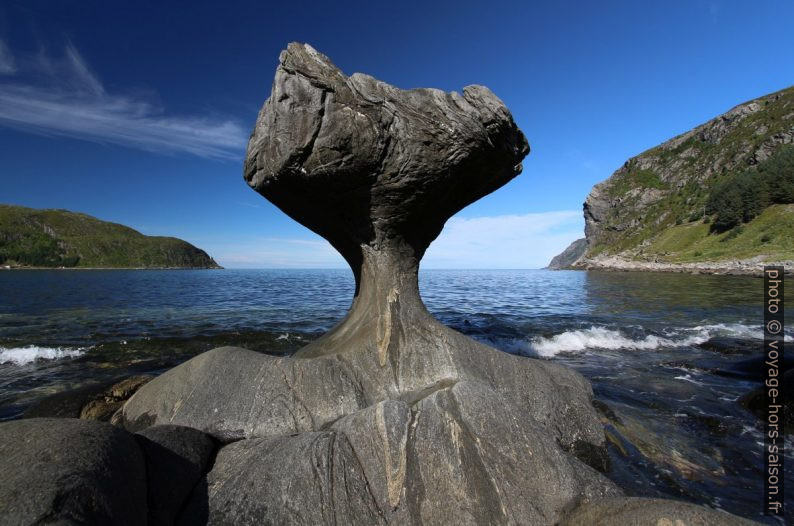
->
113, 43, 753, 524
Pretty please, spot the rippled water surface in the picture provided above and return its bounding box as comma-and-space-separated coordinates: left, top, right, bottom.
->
0, 268, 791, 522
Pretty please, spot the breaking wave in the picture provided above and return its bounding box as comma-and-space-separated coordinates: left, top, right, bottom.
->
0, 346, 85, 366
492, 323, 792, 358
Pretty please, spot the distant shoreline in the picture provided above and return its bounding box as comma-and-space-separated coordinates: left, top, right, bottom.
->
1, 266, 223, 271
568, 256, 792, 277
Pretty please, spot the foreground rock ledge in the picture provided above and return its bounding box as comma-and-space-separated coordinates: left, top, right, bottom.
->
1, 43, 756, 525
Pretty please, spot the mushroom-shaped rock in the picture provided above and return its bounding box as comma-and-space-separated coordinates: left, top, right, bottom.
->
118, 44, 756, 525
123, 43, 604, 459
245, 43, 527, 279
245, 42, 528, 359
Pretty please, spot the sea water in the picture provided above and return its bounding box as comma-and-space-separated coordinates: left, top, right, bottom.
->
0, 268, 791, 522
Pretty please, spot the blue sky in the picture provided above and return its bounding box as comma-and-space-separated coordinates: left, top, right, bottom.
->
1, 1, 792, 268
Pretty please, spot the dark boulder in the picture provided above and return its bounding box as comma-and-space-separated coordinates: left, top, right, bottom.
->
697, 336, 761, 356
0, 418, 147, 525
711, 354, 794, 382
135, 425, 217, 525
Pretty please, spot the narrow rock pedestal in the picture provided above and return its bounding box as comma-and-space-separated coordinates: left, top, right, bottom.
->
116, 44, 758, 525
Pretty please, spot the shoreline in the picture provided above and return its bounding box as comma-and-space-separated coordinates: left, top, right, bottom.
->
1, 268, 223, 271
568, 255, 792, 277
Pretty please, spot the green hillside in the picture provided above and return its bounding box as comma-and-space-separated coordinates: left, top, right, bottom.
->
581, 86, 794, 264
0, 205, 221, 269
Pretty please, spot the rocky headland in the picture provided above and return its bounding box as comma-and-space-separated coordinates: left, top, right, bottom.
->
0, 44, 757, 525
0, 204, 221, 269
546, 237, 586, 269
549, 86, 794, 275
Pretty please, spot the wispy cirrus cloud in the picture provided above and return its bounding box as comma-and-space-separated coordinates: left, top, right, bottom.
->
0, 41, 247, 159
209, 237, 344, 269
0, 39, 16, 74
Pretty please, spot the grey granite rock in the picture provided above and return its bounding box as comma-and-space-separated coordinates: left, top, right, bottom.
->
0, 418, 147, 525
180, 431, 383, 525
135, 425, 217, 525
119, 43, 755, 524
123, 44, 605, 463
182, 384, 620, 526
561, 497, 759, 525
244, 43, 528, 287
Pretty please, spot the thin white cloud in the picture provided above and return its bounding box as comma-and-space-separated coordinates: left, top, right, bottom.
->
205, 210, 584, 269
423, 210, 584, 269
0, 40, 16, 75
63, 43, 104, 95
0, 44, 246, 159
210, 237, 345, 269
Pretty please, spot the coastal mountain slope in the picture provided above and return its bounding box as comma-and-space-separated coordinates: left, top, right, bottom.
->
557, 86, 794, 272
546, 238, 586, 269
0, 205, 220, 269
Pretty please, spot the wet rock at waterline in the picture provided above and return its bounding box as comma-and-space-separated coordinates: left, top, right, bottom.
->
740, 368, 793, 434
23, 374, 152, 421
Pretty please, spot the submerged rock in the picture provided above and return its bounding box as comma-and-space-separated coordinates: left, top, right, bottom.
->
740, 369, 793, 434
24, 374, 152, 422
697, 336, 761, 355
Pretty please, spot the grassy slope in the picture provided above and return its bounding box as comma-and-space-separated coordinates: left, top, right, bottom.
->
590, 86, 794, 259
0, 204, 220, 268
644, 204, 794, 262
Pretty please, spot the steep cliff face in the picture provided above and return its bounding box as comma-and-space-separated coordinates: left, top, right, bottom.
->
579, 86, 794, 265
547, 238, 586, 269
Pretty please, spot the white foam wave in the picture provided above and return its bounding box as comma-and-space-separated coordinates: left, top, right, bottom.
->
0, 346, 85, 366
507, 322, 792, 358
528, 327, 675, 357
673, 374, 704, 386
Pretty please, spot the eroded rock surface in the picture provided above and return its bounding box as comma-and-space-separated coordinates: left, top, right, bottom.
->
0, 418, 147, 525
561, 497, 759, 526
116, 43, 759, 525
135, 425, 217, 525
